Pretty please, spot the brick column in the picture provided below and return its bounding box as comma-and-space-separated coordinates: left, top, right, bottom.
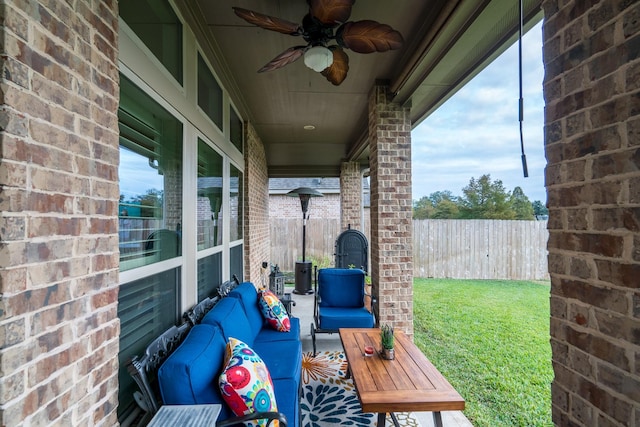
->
543, 1, 640, 426
0, 1, 120, 425
368, 82, 413, 337
244, 122, 270, 284
340, 161, 362, 231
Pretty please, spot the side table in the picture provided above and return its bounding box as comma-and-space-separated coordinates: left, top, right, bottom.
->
147, 404, 222, 427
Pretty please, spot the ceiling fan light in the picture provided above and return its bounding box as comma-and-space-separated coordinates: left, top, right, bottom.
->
304, 46, 333, 72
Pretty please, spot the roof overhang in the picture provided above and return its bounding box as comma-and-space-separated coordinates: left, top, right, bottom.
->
177, 0, 543, 177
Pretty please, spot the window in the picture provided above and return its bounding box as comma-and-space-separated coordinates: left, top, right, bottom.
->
197, 138, 223, 250
198, 53, 223, 129
230, 244, 243, 282
229, 164, 243, 279
117, 76, 183, 419
230, 164, 243, 242
117, 268, 181, 419
118, 76, 183, 272
119, 0, 183, 84
118, 2, 248, 420
230, 107, 243, 153
197, 253, 222, 300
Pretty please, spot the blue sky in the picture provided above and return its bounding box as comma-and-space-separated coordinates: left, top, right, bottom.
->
411, 21, 546, 203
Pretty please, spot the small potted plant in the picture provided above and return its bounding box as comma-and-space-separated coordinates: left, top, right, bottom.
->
380, 324, 395, 360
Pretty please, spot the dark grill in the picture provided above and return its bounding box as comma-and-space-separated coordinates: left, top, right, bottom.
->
334, 226, 368, 273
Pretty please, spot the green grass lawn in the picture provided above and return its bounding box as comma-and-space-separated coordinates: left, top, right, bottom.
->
413, 278, 553, 427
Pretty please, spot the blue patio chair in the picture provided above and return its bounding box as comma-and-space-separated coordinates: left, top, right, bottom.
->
310, 267, 376, 355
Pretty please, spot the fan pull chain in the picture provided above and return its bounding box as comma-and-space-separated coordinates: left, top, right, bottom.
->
519, 0, 529, 178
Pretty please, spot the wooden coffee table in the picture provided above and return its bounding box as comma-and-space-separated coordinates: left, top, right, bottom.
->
339, 328, 465, 427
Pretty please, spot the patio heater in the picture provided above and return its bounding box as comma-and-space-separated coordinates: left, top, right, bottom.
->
287, 187, 323, 294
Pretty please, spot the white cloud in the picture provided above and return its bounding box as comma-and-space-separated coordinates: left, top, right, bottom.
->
411, 21, 547, 203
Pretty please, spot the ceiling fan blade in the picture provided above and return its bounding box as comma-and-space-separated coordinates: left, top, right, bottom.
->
308, 0, 354, 25
321, 47, 349, 85
258, 46, 305, 73
337, 20, 404, 53
233, 7, 302, 35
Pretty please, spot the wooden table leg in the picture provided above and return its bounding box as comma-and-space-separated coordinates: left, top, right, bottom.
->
432, 411, 443, 427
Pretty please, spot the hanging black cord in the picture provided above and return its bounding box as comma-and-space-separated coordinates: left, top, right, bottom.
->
519, 0, 529, 177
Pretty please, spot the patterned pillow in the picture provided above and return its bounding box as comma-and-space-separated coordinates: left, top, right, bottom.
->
258, 289, 291, 332
219, 338, 279, 427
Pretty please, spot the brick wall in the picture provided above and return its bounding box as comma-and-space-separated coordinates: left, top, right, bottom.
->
244, 122, 271, 284
543, 1, 640, 425
340, 161, 362, 230
0, 1, 120, 425
368, 83, 414, 337
269, 193, 340, 219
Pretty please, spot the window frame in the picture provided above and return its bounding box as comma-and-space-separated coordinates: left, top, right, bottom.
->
117, 1, 247, 419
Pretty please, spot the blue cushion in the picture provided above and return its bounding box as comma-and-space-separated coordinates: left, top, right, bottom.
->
318, 306, 374, 330
201, 297, 254, 345
318, 268, 366, 308
228, 282, 264, 337
254, 317, 301, 343
273, 377, 299, 427
252, 339, 302, 381
157, 324, 231, 418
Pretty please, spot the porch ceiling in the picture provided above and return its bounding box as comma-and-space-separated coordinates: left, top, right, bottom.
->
179, 0, 543, 178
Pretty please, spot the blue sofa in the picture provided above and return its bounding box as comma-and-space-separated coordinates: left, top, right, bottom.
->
157, 282, 302, 426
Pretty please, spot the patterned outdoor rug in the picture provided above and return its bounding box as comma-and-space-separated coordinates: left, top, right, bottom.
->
300, 351, 421, 427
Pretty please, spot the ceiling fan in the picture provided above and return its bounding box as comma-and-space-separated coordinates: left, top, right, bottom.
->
232, 0, 404, 85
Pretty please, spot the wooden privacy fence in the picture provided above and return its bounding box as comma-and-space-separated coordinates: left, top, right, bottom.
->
413, 219, 549, 280
269, 218, 343, 271
269, 218, 549, 281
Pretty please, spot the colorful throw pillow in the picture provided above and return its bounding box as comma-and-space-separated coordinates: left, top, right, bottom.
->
219, 338, 279, 426
258, 289, 291, 332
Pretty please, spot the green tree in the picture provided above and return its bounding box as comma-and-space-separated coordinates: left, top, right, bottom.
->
459, 174, 515, 219
430, 191, 459, 219
428, 190, 457, 205
532, 200, 549, 218
510, 186, 535, 219
432, 199, 460, 219
413, 196, 434, 219
413, 191, 461, 219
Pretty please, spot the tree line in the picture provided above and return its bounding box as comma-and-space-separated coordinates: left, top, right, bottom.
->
413, 174, 548, 220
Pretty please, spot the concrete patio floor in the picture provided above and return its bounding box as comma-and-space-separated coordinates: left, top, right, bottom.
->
286, 286, 474, 427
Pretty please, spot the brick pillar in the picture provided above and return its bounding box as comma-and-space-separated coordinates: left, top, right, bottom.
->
244, 122, 271, 285
368, 82, 413, 337
340, 161, 362, 231
543, 1, 640, 426
0, 1, 120, 425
